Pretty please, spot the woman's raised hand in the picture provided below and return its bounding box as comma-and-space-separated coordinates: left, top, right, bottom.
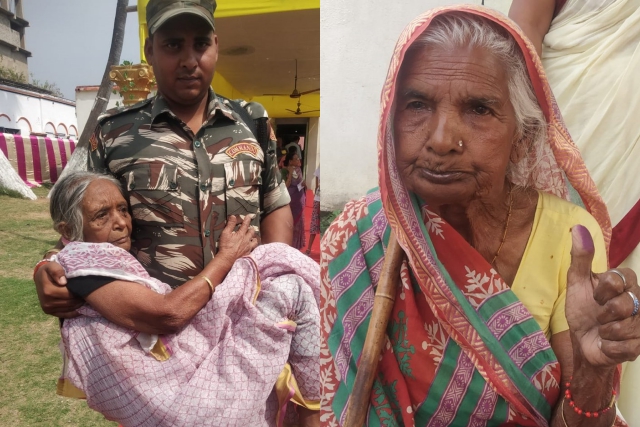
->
217, 214, 258, 264
566, 225, 640, 367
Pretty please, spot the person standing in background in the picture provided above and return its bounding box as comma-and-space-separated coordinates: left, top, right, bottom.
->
306, 165, 320, 256
284, 136, 303, 159
510, 1, 640, 423
282, 152, 306, 250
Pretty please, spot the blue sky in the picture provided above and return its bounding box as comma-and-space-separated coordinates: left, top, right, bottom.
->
23, 1, 143, 100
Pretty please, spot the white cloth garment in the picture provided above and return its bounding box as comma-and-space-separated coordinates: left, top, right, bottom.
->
543, 0, 640, 422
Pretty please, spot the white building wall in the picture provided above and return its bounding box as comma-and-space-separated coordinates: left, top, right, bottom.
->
75, 89, 122, 136
321, 0, 512, 210
38, 97, 77, 136
0, 86, 77, 136
306, 116, 320, 191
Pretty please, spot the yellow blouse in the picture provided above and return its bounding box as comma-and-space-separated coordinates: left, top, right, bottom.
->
511, 191, 607, 339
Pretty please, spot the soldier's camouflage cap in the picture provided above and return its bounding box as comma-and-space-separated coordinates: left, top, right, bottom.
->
147, 0, 217, 34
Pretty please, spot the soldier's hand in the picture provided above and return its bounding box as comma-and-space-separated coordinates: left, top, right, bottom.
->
218, 215, 258, 263
34, 261, 82, 318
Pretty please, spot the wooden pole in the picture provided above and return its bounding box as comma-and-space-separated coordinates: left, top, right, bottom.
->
343, 232, 405, 427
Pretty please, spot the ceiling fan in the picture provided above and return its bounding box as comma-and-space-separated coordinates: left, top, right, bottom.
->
263, 59, 320, 98
286, 99, 320, 115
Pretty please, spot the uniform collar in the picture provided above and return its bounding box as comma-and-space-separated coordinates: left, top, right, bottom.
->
150, 88, 239, 124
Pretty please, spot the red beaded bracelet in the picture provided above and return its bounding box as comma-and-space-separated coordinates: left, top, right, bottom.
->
564, 377, 616, 418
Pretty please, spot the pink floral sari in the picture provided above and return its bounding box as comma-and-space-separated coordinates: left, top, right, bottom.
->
57, 242, 320, 427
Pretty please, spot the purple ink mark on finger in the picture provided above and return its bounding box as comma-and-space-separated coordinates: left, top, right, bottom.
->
572, 224, 594, 252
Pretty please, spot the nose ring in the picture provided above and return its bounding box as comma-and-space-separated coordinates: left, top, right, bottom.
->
458, 140, 463, 147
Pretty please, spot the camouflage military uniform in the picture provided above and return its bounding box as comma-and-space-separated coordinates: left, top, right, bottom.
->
88, 90, 290, 288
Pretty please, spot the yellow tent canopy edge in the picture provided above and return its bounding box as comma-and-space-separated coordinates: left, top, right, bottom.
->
137, 0, 320, 56
137, 0, 319, 22
214, 0, 319, 18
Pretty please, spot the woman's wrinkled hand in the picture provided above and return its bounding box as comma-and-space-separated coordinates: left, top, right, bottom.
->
566, 225, 640, 367
217, 215, 258, 264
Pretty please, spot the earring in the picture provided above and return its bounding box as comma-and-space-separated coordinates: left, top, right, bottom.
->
458, 140, 463, 147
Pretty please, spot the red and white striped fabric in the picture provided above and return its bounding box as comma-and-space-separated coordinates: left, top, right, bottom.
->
0, 133, 75, 187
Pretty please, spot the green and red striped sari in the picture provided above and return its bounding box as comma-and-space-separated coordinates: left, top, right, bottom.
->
322, 190, 560, 426
320, 5, 617, 427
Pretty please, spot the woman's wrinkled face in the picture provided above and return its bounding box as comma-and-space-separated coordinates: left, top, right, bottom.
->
81, 180, 132, 251
393, 44, 518, 207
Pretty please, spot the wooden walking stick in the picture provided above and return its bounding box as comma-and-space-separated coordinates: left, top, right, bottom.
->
343, 232, 405, 427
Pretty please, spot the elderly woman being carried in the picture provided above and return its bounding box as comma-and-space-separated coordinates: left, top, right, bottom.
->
321, 6, 640, 427
48, 171, 320, 427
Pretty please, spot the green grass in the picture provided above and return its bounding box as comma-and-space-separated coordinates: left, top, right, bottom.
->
0, 185, 115, 426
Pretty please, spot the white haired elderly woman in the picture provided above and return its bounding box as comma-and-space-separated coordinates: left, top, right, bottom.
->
320, 6, 639, 427
46, 171, 320, 426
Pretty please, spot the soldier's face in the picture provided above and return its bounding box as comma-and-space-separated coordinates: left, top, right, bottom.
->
81, 180, 132, 252
145, 14, 218, 106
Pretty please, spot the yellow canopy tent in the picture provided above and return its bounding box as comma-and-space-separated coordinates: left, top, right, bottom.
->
136, 0, 320, 118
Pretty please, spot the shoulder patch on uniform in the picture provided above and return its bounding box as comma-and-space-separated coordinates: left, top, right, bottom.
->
225, 142, 259, 158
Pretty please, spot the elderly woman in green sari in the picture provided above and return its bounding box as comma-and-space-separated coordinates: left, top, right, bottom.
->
320, 6, 640, 427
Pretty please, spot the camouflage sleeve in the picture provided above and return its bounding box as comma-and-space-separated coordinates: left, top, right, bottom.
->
242, 100, 268, 119
87, 124, 107, 174
242, 101, 290, 216
261, 120, 290, 216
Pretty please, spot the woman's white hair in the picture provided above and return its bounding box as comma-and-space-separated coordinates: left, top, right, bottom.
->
50, 171, 123, 242
406, 12, 547, 185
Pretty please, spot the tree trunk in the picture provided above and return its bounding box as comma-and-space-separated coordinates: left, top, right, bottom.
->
51, 0, 129, 194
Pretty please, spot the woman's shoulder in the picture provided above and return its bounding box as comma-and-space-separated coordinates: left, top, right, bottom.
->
60, 241, 133, 258
536, 190, 606, 272
330, 188, 382, 230
538, 191, 601, 232
58, 242, 143, 277
321, 189, 381, 262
